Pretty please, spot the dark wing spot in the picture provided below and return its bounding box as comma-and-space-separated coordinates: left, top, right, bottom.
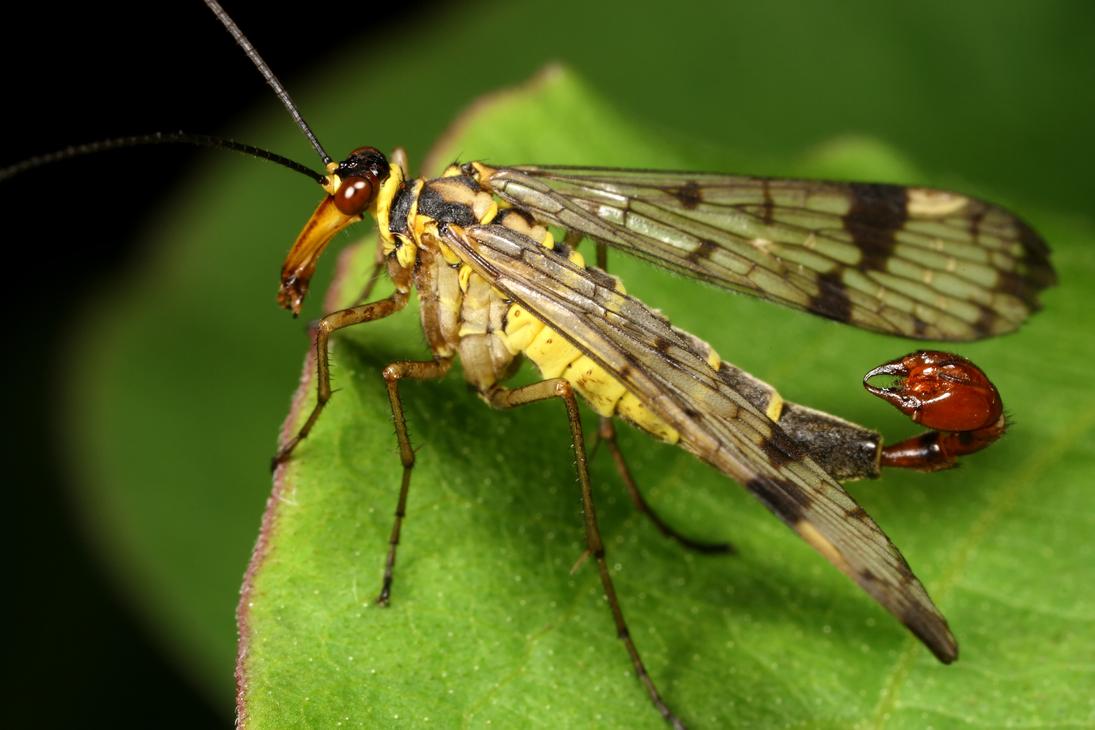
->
845, 505, 868, 521
967, 207, 987, 243
995, 269, 1038, 303
972, 304, 1002, 337
744, 477, 810, 525
844, 183, 908, 271
761, 178, 775, 225
686, 238, 719, 263
808, 271, 854, 324
1016, 219, 1057, 289
671, 180, 703, 209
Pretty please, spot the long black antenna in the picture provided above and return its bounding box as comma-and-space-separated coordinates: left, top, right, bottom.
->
204, 0, 333, 167
0, 132, 326, 184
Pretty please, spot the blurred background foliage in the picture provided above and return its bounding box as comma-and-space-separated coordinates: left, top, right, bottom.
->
3, 0, 1092, 726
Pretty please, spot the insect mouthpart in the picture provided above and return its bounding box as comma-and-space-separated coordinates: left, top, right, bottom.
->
276, 147, 393, 315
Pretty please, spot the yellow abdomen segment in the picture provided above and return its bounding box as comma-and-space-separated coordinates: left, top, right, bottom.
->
500, 302, 680, 444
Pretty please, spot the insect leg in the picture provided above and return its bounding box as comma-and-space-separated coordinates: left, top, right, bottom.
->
273, 291, 409, 466
376, 357, 454, 606
487, 379, 685, 730
353, 243, 387, 305
595, 239, 608, 270
588, 238, 728, 553
597, 417, 732, 554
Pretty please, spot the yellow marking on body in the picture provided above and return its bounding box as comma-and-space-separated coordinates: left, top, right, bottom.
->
459, 321, 488, 337
413, 214, 433, 241
374, 162, 405, 244
503, 288, 681, 444
907, 188, 970, 217
796, 521, 851, 574
397, 236, 417, 268
499, 211, 534, 237
500, 305, 544, 354
438, 240, 462, 266
441, 164, 462, 177
458, 264, 473, 293
470, 161, 497, 182
321, 172, 340, 196
705, 346, 721, 372
766, 392, 784, 422
563, 356, 628, 417
486, 209, 681, 445
471, 192, 495, 223
422, 176, 498, 227
481, 201, 499, 224
617, 394, 680, 443
525, 327, 583, 379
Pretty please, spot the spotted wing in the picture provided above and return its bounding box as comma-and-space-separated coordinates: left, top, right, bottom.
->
481, 165, 1055, 341
442, 222, 958, 662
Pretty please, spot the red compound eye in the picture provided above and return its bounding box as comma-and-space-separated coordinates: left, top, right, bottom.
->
333, 174, 376, 216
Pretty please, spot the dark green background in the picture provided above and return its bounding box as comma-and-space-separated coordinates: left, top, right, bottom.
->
6, 0, 1092, 726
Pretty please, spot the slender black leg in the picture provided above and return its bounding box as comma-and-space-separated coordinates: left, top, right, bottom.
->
274, 291, 409, 466
487, 379, 686, 730
376, 358, 453, 605
596, 418, 732, 554
590, 240, 730, 554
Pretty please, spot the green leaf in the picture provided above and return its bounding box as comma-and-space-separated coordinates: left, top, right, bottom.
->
233, 68, 1095, 728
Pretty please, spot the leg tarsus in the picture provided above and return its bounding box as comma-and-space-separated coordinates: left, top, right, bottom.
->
597, 418, 732, 555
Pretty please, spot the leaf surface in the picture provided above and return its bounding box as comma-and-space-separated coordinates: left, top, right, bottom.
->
234, 69, 1095, 729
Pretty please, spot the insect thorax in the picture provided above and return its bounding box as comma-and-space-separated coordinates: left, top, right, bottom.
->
386, 171, 681, 442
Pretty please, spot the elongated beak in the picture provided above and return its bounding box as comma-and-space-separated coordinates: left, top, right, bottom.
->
277, 195, 359, 315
